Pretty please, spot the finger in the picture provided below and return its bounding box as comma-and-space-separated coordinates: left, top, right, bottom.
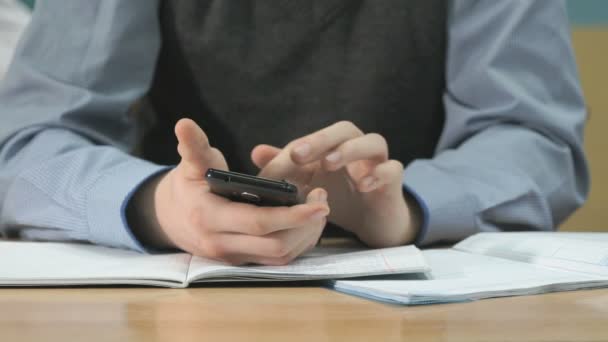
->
209, 147, 229, 171
242, 189, 327, 265
250, 224, 323, 266
257, 146, 316, 185
258, 188, 327, 264
175, 118, 213, 179
209, 188, 329, 235
291, 202, 326, 255
322, 133, 389, 171
290, 121, 364, 165
200, 230, 300, 265
257, 150, 303, 181
208, 220, 320, 266
204, 189, 328, 265
251, 144, 281, 169
357, 160, 404, 193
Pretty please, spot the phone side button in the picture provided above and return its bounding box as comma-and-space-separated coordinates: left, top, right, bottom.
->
240, 192, 261, 203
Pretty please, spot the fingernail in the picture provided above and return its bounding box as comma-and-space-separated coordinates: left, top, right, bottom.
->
317, 191, 327, 202
325, 151, 341, 163
362, 176, 377, 190
293, 143, 310, 158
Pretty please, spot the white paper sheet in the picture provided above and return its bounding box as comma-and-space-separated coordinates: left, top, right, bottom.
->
0, 240, 428, 286
334, 233, 608, 305
454, 232, 608, 276
187, 245, 429, 282
0, 241, 191, 287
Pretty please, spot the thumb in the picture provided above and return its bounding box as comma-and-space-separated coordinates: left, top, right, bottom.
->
251, 144, 281, 169
175, 118, 216, 180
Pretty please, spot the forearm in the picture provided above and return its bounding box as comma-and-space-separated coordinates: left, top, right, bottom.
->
404, 123, 588, 246
407, 0, 589, 246
126, 169, 175, 250
0, 0, 162, 249
0, 127, 166, 250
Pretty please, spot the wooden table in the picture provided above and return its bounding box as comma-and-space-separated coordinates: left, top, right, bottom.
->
1, 287, 607, 342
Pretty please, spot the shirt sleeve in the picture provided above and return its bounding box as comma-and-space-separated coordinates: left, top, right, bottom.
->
0, 0, 30, 78
404, 0, 589, 245
0, 0, 163, 251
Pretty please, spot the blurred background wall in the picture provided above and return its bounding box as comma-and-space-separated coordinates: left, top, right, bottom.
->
562, 0, 608, 231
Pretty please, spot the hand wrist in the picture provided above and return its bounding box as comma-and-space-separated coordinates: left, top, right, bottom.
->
351, 191, 420, 248
402, 188, 423, 244
127, 170, 175, 250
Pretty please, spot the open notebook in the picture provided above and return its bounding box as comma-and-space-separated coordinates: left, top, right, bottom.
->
333, 232, 608, 305
0, 240, 428, 288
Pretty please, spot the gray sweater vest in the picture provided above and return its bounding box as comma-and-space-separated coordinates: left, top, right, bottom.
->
139, 0, 447, 175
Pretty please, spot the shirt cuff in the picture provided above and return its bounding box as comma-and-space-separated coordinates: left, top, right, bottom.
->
401, 183, 429, 247
86, 159, 169, 252
402, 159, 479, 246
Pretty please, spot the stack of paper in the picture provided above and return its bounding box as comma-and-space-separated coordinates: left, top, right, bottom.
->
333, 232, 608, 305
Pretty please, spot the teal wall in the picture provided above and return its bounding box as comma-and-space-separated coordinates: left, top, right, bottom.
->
20, 0, 34, 10
17, 0, 608, 26
567, 0, 608, 26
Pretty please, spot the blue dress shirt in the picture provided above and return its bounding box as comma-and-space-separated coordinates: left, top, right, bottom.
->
0, 0, 589, 251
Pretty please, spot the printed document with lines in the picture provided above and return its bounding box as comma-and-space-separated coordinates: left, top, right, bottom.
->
333, 232, 608, 305
0, 241, 428, 288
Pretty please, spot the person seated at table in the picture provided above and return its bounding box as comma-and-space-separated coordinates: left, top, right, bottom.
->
0, 1, 589, 265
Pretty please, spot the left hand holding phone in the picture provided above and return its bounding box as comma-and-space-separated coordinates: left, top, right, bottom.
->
130, 118, 330, 265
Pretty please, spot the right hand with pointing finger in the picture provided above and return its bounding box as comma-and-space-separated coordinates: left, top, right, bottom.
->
129, 118, 330, 266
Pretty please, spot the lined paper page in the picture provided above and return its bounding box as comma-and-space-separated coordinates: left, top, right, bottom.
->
334, 249, 608, 305
0, 241, 191, 287
454, 232, 608, 276
187, 245, 429, 282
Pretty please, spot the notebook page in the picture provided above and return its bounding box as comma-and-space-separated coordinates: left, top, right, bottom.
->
453, 232, 608, 276
543, 232, 608, 243
187, 245, 428, 282
0, 241, 191, 287
333, 249, 608, 305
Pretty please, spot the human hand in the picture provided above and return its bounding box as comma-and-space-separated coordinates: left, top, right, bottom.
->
132, 119, 330, 265
251, 121, 421, 248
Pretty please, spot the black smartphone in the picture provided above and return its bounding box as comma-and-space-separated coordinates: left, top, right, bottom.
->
205, 168, 299, 206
